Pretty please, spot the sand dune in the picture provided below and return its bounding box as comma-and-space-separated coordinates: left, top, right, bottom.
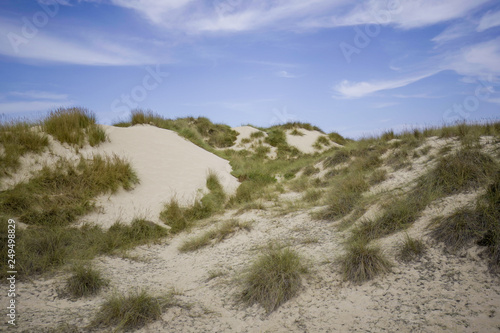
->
79, 125, 239, 227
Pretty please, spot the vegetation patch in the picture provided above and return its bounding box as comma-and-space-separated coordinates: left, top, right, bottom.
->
65, 263, 109, 298
0, 121, 49, 178
179, 219, 252, 252
340, 241, 392, 283
43, 107, 107, 147
417, 148, 497, 195
397, 235, 427, 262
240, 245, 306, 313
0, 154, 138, 226
160, 173, 227, 233
319, 171, 369, 220
91, 289, 177, 331
129, 110, 237, 149
0, 219, 167, 280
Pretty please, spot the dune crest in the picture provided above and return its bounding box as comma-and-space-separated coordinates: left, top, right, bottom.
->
79, 124, 239, 227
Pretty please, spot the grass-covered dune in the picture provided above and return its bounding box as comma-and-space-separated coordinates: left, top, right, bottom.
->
1, 107, 499, 332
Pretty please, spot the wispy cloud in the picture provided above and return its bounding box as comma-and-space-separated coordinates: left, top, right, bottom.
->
0, 20, 159, 65
477, 9, 500, 32
276, 71, 300, 78
8, 91, 69, 100
441, 37, 500, 79
105, 0, 490, 33
0, 90, 73, 114
0, 100, 73, 114
333, 72, 439, 99
431, 22, 474, 44
329, 0, 489, 29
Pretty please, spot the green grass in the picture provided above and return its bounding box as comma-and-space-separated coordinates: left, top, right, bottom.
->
319, 171, 369, 220
0, 154, 138, 226
43, 107, 107, 147
160, 173, 227, 233
179, 219, 252, 252
340, 241, 392, 283
328, 132, 347, 145
302, 188, 323, 203
351, 147, 498, 243
290, 128, 304, 136
323, 149, 350, 168
369, 169, 387, 185
0, 219, 167, 280
128, 110, 237, 149
313, 135, 331, 150
65, 263, 109, 298
240, 245, 306, 313
417, 148, 497, 195
0, 120, 49, 178
91, 289, 176, 331
397, 235, 426, 262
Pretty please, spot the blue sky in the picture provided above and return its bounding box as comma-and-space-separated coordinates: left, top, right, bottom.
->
0, 0, 499, 138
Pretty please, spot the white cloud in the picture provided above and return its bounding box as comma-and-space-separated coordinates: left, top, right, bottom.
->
0, 20, 159, 66
0, 100, 73, 114
441, 37, 500, 78
110, 0, 195, 25
319, 0, 489, 30
432, 22, 474, 44
8, 91, 68, 100
333, 72, 438, 99
477, 9, 500, 32
276, 71, 299, 78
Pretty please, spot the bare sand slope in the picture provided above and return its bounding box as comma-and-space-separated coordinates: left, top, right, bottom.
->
79, 125, 239, 227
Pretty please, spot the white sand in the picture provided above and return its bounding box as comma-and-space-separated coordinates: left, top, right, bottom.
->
78, 125, 239, 227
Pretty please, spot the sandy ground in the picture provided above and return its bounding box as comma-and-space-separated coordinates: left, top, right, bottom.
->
14, 204, 500, 332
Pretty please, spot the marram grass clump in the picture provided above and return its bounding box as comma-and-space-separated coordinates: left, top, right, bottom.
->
340, 241, 392, 283
397, 235, 427, 262
240, 245, 306, 313
91, 289, 176, 331
43, 107, 107, 147
65, 263, 108, 298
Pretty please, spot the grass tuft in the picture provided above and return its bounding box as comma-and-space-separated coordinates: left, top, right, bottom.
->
340, 241, 392, 283
91, 289, 175, 331
43, 107, 107, 147
319, 171, 368, 220
397, 235, 426, 262
0, 121, 49, 178
65, 263, 108, 298
160, 173, 227, 233
179, 219, 251, 252
240, 245, 306, 313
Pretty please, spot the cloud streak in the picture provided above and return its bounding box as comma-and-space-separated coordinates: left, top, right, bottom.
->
333, 72, 439, 99
0, 19, 159, 66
